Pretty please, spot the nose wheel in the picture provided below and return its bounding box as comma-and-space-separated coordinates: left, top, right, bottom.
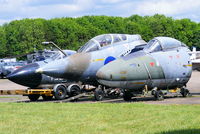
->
1, 73, 4, 79
154, 90, 164, 101
180, 88, 190, 97
94, 88, 105, 101
123, 90, 132, 101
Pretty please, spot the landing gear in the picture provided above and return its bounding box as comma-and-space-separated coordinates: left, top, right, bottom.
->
1, 73, 4, 79
123, 90, 132, 101
94, 88, 105, 101
154, 90, 164, 101
28, 94, 40, 101
106, 88, 123, 99
180, 88, 190, 97
53, 84, 67, 100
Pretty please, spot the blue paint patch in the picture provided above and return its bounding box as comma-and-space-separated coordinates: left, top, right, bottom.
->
130, 63, 137, 67
104, 56, 116, 65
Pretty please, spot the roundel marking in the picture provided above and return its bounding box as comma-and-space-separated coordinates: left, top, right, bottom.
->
104, 56, 116, 65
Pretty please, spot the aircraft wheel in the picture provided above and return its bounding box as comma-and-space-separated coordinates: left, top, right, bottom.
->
1, 73, 4, 79
54, 85, 67, 100
123, 91, 132, 101
94, 88, 105, 101
180, 88, 189, 97
28, 94, 40, 101
151, 90, 156, 95
154, 90, 164, 101
42, 95, 53, 101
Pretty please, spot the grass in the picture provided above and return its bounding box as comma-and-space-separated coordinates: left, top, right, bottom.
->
0, 96, 19, 98
0, 103, 200, 134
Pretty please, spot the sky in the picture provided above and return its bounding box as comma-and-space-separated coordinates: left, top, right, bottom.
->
0, 0, 200, 25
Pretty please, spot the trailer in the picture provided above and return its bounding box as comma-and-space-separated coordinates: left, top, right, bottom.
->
0, 83, 96, 102
0, 89, 53, 101
0, 87, 190, 102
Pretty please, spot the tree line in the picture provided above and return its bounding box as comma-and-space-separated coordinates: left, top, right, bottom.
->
0, 14, 200, 58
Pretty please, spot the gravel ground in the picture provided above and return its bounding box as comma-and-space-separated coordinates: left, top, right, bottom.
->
0, 71, 200, 104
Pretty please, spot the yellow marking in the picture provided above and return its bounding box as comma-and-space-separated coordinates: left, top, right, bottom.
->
186, 64, 192, 67
169, 88, 179, 93
92, 59, 104, 62
120, 76, 127, 80
120, 71, 127, 74
183, 64, 192, 67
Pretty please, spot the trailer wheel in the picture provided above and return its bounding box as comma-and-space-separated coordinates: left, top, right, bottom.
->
181, 88, 189, 97
42, 95, 53, 101
67, 84, 81, 97
28, 94, 40, 101
94, 88, 105, 101
154, 90, 164, 101
54, 85, 67, 100
123, 91, 132, 101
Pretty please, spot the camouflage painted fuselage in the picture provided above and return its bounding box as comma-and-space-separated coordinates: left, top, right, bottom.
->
97, 42, 192, 90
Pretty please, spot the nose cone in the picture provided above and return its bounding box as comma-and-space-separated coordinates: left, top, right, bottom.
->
96, 58, 131, 85
96, 64, 119, 88
96, 69, 113, 80
96, 59, 131, 88
7, 63, 42, 88
96, 60, 121, 81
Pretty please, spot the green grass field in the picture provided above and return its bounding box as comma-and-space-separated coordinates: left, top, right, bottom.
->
0, 103, 200, 134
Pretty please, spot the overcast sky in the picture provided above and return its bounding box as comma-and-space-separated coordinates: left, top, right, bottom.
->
0, 0, 200, 25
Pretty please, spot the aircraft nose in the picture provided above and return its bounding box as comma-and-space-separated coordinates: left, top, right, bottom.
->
7, 63, 42, 88
96, 69, 113, 80
96, 59, 126, 81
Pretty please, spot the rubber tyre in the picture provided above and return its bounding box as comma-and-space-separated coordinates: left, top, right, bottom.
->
181, 88, 189, 97
123, 91, 132, 101
151, 90, 156, 95
28, 94, 40, 101
94, 89, 104, 101
42, 95, 53, 101
54, 85, 67, 100
1, 73, 4, 79
154, 90, 164, 101
68, 85, 81, 97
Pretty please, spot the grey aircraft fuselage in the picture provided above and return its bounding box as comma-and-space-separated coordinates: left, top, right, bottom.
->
37, 34, 147, 86
96, 37, 192, 91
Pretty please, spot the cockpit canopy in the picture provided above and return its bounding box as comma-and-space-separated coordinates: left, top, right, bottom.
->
144, 37, 187, 53
78, 34, 142, 53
